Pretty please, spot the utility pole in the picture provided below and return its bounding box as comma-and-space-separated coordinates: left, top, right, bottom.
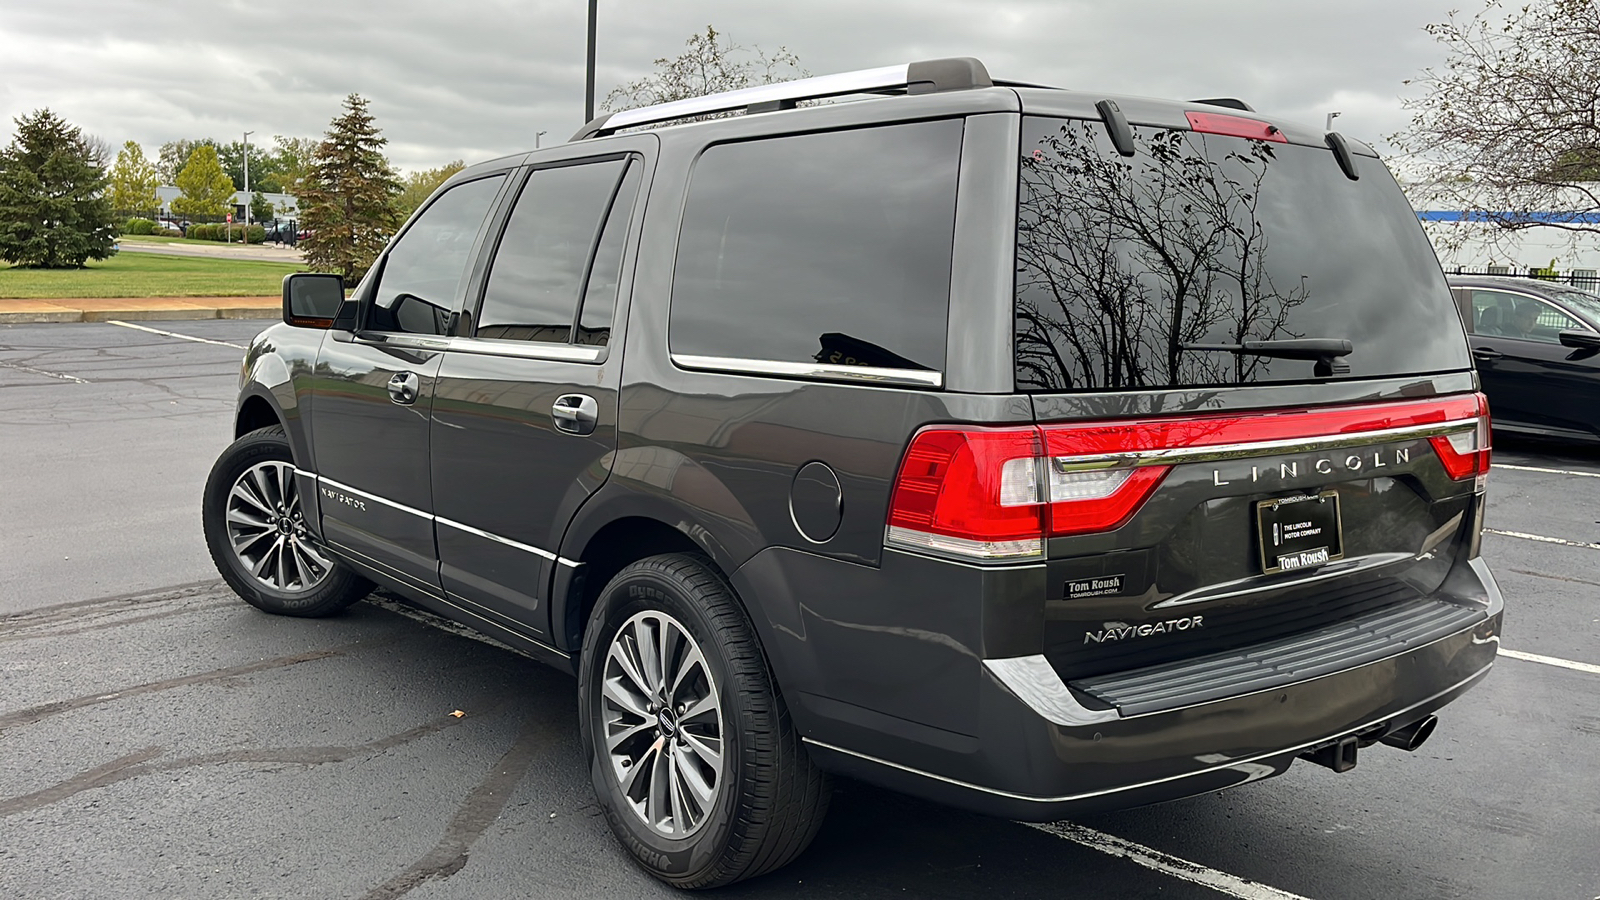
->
585, 0, 598, 124
243, 130, 254, 239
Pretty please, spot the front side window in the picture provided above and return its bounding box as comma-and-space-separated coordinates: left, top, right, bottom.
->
1015, 117, 1471, 391
669, 120, 964, 372
475, 159, 633, 344
1471, 290, 1582, 342
369, 175, 505, 334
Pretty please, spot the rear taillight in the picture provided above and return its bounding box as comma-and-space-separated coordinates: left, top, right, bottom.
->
885, 393, 1491, 562
1428, 394, 1491, 484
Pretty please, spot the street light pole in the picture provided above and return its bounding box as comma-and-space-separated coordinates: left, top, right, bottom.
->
243, 130, 254, 238
1324, 112, 1341, 131
537, 130, 548, 149
585, 0, 598, 124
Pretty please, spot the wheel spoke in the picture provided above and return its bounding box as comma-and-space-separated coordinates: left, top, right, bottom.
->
617, 736, 660, 798
607, 640, 654, 702
667, 746, 688, 833
645, 737, 672, 829
680, 730, 722, 772
605, 717, 655, 753
679, 693, 718, 725
633, 617, 664, 695
250, 536, 283, 577
668, 643, 705, 702
273, 536, 289, 587
232, 527, 276, 556
295, 538, 331, 573
226, 507, 272, 530
230, 483, 273, 516
249, 466, 279, 510
674, 743, 716, 811
601, 675, 650, 720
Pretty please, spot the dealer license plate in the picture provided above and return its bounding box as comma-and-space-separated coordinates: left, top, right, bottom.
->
1256, 490, 1344, 574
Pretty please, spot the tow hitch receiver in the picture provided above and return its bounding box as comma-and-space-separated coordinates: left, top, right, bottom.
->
1302, 735, 1359, 773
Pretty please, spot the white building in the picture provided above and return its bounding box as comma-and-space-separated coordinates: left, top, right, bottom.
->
153, 186, 299, 221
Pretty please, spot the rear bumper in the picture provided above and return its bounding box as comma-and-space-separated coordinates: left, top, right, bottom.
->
762, 553, 1501, 820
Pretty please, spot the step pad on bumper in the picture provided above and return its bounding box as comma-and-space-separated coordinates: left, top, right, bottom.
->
1071, 598, 1485, 717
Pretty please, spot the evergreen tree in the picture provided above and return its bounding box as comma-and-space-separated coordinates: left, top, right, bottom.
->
108, 140, 161, 216
172, 145, 236, 218
299, 94, 401, 283
0, 109, 117, 268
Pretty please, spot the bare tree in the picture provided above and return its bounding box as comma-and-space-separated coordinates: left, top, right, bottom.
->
603, 26, 806, 112
1393, 0, 1600, 254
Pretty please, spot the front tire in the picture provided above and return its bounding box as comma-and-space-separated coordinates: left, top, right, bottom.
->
202, 425, 372, 617
578, 553, 830, 889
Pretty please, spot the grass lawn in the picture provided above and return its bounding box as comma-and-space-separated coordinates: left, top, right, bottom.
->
0, 252, 304, 298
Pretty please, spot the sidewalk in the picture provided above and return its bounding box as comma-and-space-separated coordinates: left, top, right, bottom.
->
0, 296, 278, 324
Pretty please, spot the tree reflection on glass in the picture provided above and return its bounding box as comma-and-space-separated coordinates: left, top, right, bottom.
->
1016, 120, 1309, 391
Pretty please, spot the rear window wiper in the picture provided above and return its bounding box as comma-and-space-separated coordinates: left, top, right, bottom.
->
1182, 338, 1352, 376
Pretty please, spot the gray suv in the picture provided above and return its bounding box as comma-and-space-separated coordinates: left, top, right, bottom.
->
204, 58, 1503, 889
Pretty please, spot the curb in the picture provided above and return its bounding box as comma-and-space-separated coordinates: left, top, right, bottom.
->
0, 301, 279, 325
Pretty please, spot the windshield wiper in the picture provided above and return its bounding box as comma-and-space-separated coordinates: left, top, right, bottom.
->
1182, 338, 1353, 377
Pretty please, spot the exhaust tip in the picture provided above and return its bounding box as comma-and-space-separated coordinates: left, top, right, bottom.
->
1379, 715, 1438, 752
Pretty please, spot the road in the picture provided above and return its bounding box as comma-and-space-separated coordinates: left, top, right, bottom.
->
1, 319, 1596, 899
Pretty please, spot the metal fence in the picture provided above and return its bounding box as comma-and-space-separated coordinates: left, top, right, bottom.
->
1444, 265, 1600, 292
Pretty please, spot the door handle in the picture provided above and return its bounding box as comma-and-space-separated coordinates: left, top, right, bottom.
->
1472, 347, 1504, 362
552, 393, 599, 436
387, 371, 420, 405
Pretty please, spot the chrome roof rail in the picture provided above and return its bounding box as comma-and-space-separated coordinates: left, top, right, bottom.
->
570, 57, 992, 141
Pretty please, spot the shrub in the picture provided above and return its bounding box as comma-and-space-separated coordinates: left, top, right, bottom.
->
156, 227, 183, 237
191, 223, 219, 241
124, 217, 156, 235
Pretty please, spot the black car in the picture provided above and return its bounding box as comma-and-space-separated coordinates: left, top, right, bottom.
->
204, 58, 1502, 889
1447, 274, 1600, 442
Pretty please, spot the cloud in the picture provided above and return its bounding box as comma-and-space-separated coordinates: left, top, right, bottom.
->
0, 0, 1461, 173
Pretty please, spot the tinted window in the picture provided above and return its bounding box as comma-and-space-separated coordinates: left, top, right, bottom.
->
670, 120, 963, 371
1015, 117, 1471, 391
370, 175, 504, 334
1471, 290, 1582, 342
576, 162, 643, 347
477, 159, 627, 343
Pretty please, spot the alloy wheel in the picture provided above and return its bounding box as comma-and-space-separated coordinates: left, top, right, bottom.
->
601, 610, 725, 838
225, 461, 332, 593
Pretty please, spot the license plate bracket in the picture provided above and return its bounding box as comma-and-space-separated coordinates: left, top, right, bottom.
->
1256, 490, 1344, 574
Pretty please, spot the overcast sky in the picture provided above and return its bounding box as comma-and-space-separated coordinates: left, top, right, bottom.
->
0, 0, 1466, 174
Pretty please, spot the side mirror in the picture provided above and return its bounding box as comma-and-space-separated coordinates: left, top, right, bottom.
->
283, 273, 345, 329
1558, 329, 1600, 350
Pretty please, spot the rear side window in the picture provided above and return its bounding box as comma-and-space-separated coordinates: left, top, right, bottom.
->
476, 158, 633, 344
670, 120, 963, 373
1014, 117, 1471, 391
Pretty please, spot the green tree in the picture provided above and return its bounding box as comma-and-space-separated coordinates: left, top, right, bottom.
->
172, 144, 237, 218
395, 160, 465, 218
108, 140, 161, 215
0, 109, 117, 268
1394, 0, 1600, 251
157, 138, 213, 184
298, 93, 402, 283
267, 135, 318, 195
604, 25, 806, 111
250, 191, 274, 223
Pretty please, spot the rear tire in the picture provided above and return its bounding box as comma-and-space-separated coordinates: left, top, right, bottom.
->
578, 553, 830, 889
202, 425, 372, 617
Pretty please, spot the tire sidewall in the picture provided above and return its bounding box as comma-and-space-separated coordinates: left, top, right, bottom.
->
578, 561, 749, 884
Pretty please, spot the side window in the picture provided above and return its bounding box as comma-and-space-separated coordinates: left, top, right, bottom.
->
669, 120, 964, 372
1473, 290, 1581, 342
475, 158, 634, 344
576, 163, 643, 347
369, 175, 505, 334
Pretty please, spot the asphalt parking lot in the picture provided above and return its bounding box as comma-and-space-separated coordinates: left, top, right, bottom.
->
2, 319, 1597, 900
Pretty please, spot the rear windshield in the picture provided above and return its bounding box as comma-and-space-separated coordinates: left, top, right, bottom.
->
1015, 116, 1470, 392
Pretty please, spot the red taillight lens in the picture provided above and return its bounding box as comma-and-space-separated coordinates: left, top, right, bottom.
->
1185, 110, 1287, 143
886, 427, 1045, 560
1428, 394, 1492, 482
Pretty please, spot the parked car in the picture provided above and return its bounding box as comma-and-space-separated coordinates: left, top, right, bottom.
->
205, 58, 1502, 889
1447, 274, 1600, 442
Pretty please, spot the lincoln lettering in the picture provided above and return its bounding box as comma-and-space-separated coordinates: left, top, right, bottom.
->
1210, 448, 1411, 486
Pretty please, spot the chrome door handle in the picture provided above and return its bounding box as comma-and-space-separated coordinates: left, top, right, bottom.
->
387, 371, 420, 405
552, 393, 599, 435
1472, 347, 1504, 362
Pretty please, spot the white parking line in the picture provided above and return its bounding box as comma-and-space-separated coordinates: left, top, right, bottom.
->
105, 320, 245, 349
1492, 463, 1600, 479
1026, 822, 1313, 900
1500, 649, 1600, 676
0, 359, 90, 384
1483, 529, 1600, 551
